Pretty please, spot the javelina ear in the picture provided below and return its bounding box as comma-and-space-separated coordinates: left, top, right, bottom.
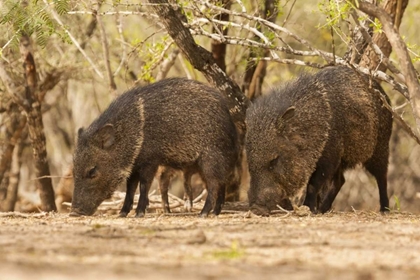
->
276, 106, 295, 131
77, 127, 84, 136
97, 124, 115, 149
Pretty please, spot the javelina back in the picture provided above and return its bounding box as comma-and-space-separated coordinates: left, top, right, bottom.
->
245, 66, 392, 215
70, 78, 238, 217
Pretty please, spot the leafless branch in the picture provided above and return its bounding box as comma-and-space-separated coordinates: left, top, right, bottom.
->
357, 0, 420, 133
95, 3, 117, 93
43, 0, 104, 79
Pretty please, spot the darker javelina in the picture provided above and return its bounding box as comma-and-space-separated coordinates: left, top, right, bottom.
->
245, 66, 392, 215
70, 78, 239, 217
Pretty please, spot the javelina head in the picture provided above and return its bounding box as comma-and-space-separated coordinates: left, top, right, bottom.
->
70, 124, 124, 216
245, 74, 331, 215
246, 105, 307, 215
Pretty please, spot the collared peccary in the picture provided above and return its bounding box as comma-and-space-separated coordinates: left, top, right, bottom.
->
245, 66, 392, 215
70, 78, 239, 217
158, 166, 196, 212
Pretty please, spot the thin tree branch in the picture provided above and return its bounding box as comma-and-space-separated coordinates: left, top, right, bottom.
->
95, 2, 117, 93
43, 0, 104, 79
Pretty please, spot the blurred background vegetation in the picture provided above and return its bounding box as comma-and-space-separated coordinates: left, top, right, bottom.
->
0, 0, 419, 213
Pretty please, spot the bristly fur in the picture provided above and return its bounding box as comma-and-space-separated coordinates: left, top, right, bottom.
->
72, 78, 239, 217
246, 66, 392, 215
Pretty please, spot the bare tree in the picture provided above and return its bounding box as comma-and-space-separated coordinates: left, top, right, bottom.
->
0, 35, 57, 212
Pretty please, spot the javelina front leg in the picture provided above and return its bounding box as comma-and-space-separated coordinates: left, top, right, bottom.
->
305, 156, 341, 213
119, 171, 140, 217
136, 165, 158, 218
364, 158, 389, 212
303, 184, 318, 213
318, 169, 345, 214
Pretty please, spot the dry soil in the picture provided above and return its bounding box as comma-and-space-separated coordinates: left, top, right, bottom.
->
1, 209, 420, 280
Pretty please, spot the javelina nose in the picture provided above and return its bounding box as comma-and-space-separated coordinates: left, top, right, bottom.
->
250, 204, 270, 216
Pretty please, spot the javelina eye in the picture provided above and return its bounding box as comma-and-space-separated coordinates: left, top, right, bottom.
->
87, 166, 97, 179
268, 157, 279, 170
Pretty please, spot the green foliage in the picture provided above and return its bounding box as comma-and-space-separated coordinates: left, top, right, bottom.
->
54, 0, 69, 16
92, 223, 104, 229
405, 41, 420, 63
209, 240, 244, 260
317, 0, 352, 27
0, 0, 70, 50
370, 18, 383, 34
138, 35, 172, 83
393, 195, 401, 212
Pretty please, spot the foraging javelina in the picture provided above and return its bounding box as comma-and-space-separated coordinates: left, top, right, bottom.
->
70, 78, 238, 217
245, 66, 392, 215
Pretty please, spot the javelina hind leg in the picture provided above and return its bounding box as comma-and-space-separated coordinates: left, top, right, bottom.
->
159, 168, 174, 213
136, 165, 158, 218
318, 169, 345, 213
364, 159, 389, 212
119, 171, 140, 217
213, 184, 226, 215
183, 170, 194, 212
200, 182, 217, 217
199, 173, 220, 217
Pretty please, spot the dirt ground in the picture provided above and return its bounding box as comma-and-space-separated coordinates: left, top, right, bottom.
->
1, 207, 420, 280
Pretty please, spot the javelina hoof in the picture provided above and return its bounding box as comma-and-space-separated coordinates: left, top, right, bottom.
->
69, 208, 89, 217
380, 207, 390, 214
199, 209, 211, 218
68, 211, 81, 217
135, 212, 145, 218
118, 212, 128, 218
250, 205, 270, 216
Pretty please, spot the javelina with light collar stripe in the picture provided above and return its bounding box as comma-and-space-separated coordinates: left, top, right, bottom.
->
70, 78, 239, 217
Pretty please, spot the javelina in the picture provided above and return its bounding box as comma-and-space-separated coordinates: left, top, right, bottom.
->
158, 166, 196, 213
245, 66, 392, 215
70, 78, 239, 217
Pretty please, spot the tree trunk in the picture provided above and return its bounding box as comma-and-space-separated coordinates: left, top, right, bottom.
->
0, 102, 26, 189
148, 0, 249, 135
1, 141, 24, 211
357, 0, 420, 133
19, 34, 57, 212
359, 0, 409, 71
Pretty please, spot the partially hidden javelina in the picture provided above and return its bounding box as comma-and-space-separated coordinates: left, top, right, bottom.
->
245, 66, 393, 215
158, 166, 196, 213
70, 78, 239, 217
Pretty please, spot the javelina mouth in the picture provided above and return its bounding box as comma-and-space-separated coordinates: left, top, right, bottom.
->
250, 204, 270, 216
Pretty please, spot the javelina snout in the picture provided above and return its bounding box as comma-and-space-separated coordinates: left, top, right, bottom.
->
246, 66, 392, 215
247, 163, 300, 215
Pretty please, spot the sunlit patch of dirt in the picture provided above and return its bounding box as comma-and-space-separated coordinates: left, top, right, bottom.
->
1, 209, 420, 279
